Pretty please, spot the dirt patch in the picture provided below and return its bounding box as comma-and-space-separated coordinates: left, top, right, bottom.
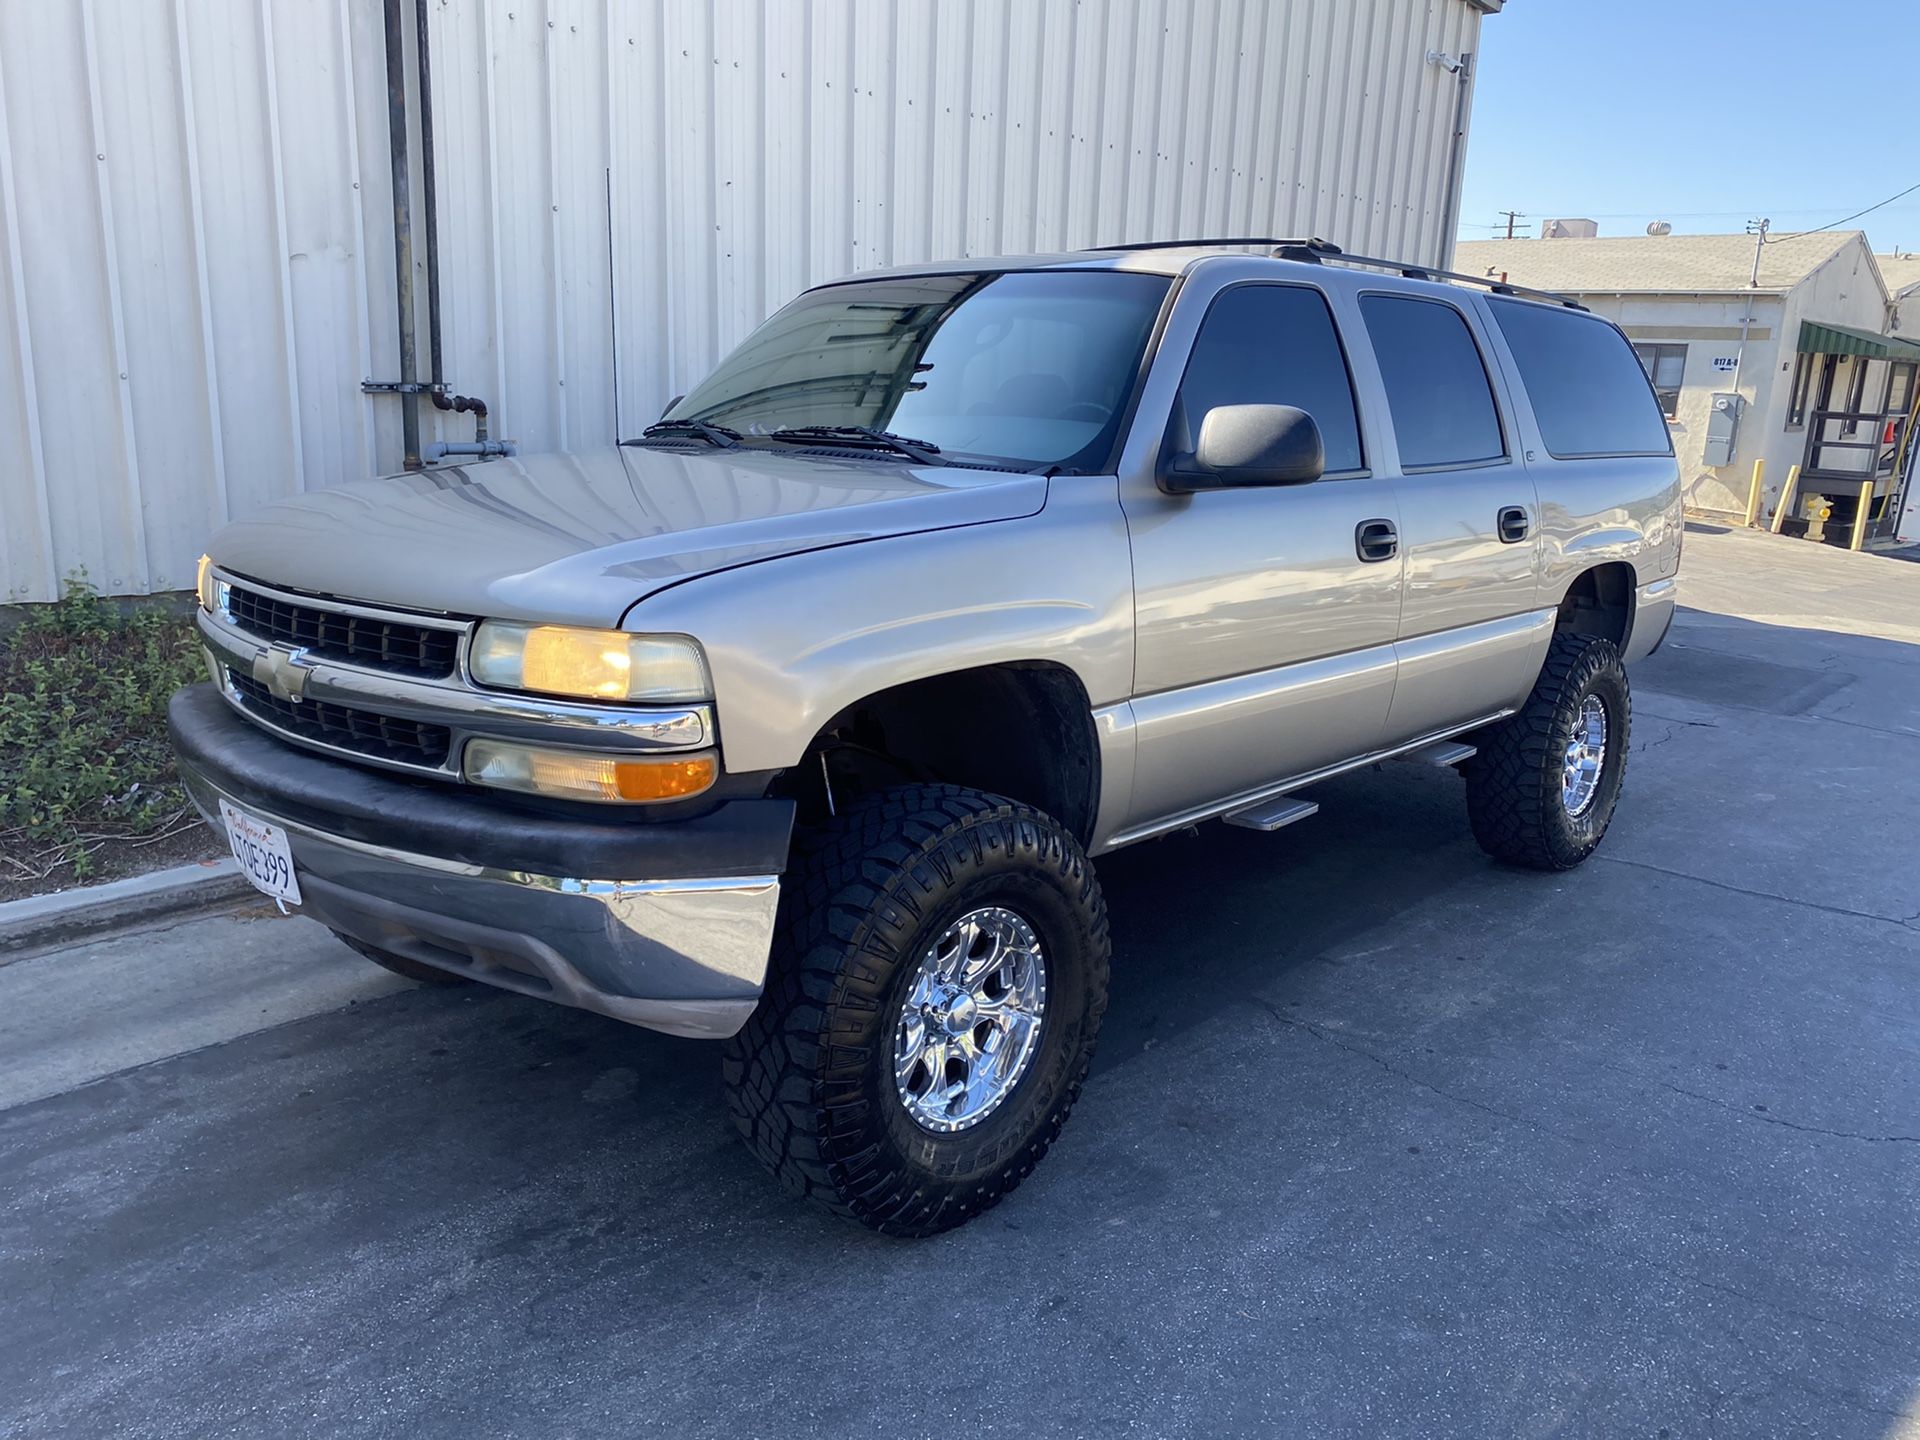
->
0, 824, 223, 907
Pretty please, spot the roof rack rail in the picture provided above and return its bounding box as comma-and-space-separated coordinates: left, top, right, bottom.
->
1089, 236, 1343, 264
1328, 250, 1589, 311
1083, 236, 1588, 311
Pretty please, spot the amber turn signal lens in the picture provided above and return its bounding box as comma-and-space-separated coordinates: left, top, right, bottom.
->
609, 754, 718, 802
463, 738, 717, 804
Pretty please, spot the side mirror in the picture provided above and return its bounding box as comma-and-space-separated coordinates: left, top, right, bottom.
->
1162, 404, 1325, 493
660, 394, 686, 420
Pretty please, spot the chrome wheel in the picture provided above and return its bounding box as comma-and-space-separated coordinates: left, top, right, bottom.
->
894, 905, 1048, 1134
1561, 694, 1608, 817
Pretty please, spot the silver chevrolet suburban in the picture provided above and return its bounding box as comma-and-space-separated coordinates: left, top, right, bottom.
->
172, 237, 1680, 1235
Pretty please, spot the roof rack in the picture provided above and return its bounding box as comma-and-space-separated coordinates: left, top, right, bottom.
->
1093, 236, 1340, 264
1084, 236, 1589, 311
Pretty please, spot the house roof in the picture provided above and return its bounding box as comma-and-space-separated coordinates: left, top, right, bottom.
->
1454, 231, 1866, 296
1877, 253, 1920, 299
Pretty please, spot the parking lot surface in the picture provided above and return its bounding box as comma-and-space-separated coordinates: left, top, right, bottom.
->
3, 526, 1917, 1438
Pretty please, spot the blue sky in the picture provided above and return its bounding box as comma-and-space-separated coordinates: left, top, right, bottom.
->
1458, 0, 1920, 250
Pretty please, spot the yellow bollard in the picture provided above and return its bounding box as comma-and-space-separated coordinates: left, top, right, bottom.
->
1851, 482, 1873, 551
1743, 459, 1766, 528
1770, 463, 1800, 534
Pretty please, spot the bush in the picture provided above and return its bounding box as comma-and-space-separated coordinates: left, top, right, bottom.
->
0, 577, 206, 883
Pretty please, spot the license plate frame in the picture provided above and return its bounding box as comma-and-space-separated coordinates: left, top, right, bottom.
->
219, 800, 303, 906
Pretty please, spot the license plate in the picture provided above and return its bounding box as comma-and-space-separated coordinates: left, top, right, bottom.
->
219, 800, 302, 906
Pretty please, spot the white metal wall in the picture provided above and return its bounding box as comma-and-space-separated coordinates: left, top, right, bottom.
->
0, 0, 1486, 601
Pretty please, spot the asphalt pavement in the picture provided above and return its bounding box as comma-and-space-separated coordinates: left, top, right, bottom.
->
3, 525, 1917, 1438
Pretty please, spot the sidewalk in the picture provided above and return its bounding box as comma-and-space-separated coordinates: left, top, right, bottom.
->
0, 904, 406, 1110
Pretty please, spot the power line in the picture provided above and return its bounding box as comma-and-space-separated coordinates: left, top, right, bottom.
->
1459, 200, 1920, 228
1770, 179, 1920, 239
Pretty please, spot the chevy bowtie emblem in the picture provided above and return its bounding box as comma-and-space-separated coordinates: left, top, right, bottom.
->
253, 645, 314, 704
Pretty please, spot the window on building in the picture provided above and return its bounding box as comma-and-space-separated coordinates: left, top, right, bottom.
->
1358, 295, 1505, 469
1171, 283, 1365, 473
1786, 352, 1815, 429
1488, 300, 1672, 458
1880, 361, 1915, 419
1632, 343, 1687, 419
1842, 356, 1872, 435
1817, 354, 1840, 414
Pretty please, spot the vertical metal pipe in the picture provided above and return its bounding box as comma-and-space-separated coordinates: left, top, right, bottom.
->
414, 0, 442, 393
411, 0, 490, 444
383, 0, 421, 468
1436, 52, 1473, 272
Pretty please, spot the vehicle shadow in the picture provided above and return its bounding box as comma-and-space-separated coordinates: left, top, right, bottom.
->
1089, 758, 1493, 1073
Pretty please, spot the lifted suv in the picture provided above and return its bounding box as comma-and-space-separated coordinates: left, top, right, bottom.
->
173, 237, 1680, 1235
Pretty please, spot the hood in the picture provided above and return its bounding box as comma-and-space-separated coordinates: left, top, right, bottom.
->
208, 445, 1048, 626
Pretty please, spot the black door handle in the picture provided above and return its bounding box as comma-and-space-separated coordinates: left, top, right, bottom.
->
1497, 506, 1530, 544
1356, 518, 1398, 563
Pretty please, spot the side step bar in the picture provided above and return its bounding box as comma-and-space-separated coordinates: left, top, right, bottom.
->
1222, 795, 1320, 832
1219, 741, 1473, 833
1397, 740, 1476, 767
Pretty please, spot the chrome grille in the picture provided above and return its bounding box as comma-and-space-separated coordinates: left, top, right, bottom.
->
227, 668, 452, 769
225, 583, 461, 679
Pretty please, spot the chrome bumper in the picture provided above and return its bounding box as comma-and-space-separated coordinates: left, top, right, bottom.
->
170, 684, 789, 1041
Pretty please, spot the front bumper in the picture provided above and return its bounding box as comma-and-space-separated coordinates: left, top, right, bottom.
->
169, 684, 793, 1039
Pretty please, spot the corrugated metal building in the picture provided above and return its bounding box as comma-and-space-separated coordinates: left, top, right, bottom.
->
0, 0, 1500, 602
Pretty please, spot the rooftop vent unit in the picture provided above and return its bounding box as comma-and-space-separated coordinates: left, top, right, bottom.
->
1540, 217, 1599, 239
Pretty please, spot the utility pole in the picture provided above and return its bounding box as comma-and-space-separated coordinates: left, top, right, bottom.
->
1499, 209, 1526, 240
1729, 217, 1771, 520
1745, 216, 1770, 287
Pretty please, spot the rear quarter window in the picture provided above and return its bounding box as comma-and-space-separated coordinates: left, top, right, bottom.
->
1488, 299, 1675, 458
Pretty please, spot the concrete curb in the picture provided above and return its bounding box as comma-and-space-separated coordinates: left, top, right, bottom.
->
0, 858, 253, 961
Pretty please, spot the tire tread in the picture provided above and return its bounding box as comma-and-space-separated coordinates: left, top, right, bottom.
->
1465, 633, 1631, 871
721, 783, 1109, 1234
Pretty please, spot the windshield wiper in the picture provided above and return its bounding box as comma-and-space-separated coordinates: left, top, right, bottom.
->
765, 425, 944, 465
628, 419, 743, 449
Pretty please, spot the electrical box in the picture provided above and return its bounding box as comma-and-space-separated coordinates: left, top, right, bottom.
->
1704, 392, 1743, 467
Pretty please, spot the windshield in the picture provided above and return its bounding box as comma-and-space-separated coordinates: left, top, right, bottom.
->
666, 270, 1172, 471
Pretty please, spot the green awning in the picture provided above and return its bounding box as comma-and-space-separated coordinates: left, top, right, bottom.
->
1796, 319, 1920, 361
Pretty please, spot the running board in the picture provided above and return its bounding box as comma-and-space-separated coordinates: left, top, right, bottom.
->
1221, 795, 1320, 832
1398, 740, 1476, 768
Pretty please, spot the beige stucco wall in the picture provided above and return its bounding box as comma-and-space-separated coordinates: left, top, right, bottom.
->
1559, 237, 1889, 518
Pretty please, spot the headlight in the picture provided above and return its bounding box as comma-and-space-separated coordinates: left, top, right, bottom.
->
468, 622, 711, 703
195, 554, 222, 612
463, 738, 717, 803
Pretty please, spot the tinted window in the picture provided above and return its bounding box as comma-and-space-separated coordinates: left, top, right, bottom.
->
670, 270, 1170, 472
1359, 295, 1505, 468
1171, 285, 1364, 473
1490, 299, 1674, 457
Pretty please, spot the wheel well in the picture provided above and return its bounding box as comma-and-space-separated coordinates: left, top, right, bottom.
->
1554, 563, 1634, 647
776, 663, 1101, 845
